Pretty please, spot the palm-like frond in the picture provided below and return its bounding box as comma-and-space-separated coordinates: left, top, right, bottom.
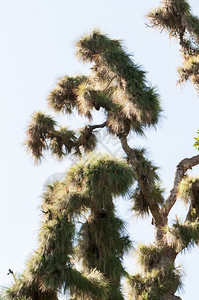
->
85, 154, 135, 197
47, 75, 88, 113
127, 264, 182, 300
25, 113, 81, 162
178, 176, 199, 221
78, 212, 130, 300
50, 127, 77, 160
25, 112, 57, 163
133, 148, 160, 183
75, 82, 93, 119
178, 55, 199, 91
147, 0, 190, 37
77, 126, 97, 153
131, 181, 165, 218
167, 220, 199, 252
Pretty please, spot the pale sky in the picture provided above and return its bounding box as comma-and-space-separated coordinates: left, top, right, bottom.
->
1, 0, 199, 299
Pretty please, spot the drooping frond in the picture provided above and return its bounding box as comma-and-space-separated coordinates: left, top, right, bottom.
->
25, 111, 57, 162
133, 148, 160, 183
67, 268, 109, 299
126, 264, 182, 300
85, 154, 135, 199
178, 176, 196, 204
66, 191, 90, 216
26, 112, 102, 162
68, 154, 135, 198
67, 160, 86, 186
131, 186, 150, 216
132, 181, 165, 217
167, 219, 199, 252
75, 81, 93, 119
148, 0, 191, 38
178, 55, 199, 91
78, 211, 131, 300
5, 271, 58, 300
49, 127, 77, 160
178, 176, 199, 221
47, 75, 88, 113
136, 244, 176, 273
77, 126, 97, 153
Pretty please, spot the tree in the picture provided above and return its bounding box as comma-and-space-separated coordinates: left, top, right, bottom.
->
5, 1, 199, 299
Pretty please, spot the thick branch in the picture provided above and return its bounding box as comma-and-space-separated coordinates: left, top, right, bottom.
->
163, 154, 199, 217
119, 135, 164, 226
88, 122, 106, 131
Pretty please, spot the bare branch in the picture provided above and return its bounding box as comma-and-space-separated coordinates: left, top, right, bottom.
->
163, 154, 199, 217
88, 122, 106, 131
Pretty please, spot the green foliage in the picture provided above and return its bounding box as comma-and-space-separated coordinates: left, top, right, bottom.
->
25, 112, 79, 163
85, 155, 135, 197
167, 220, 199, 251
194, 129, 199, 149
47, 75, 88, 114
136, 244, 174, 273
6, 172, 109, 299
76, 126, 97, 153
137, 244, 163, 272
50, 127, 77, 160
67, 155, 134, 299
133, 148, 160, 183
178, 176, 196, 203
127, 264, 182, 300
26, 29, 163, 163
68, 154, 135, 198
178, 176, 199, 221
132, 182, 164, 216
7, 155, 135, 299
148, 0, 199, 95
178, 55, 199, 91
130, 148, 164, 217
76, 29, 161, 133
78, 211, 131, 299
21, 25, 195, 300
25, 112, 57, 162
131, 187, 150, 216
148, 0, 191, 37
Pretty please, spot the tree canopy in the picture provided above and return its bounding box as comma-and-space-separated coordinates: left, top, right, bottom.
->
4, 0, 199, 299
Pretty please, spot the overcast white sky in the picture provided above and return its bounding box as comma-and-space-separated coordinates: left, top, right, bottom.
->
1, 0, 199, 298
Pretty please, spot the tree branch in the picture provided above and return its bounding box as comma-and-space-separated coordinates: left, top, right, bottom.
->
88, 122, 107, 131
162, 154, 199, 217
119, 135, 164, 226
